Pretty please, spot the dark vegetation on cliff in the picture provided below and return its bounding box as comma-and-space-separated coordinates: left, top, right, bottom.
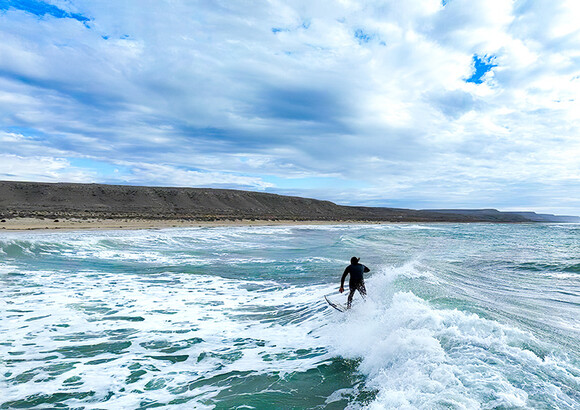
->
0, 181, 577, 223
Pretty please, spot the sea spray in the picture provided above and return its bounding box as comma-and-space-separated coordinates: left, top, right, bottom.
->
323, 265, 579, 408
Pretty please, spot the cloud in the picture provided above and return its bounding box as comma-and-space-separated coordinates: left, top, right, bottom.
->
1, 0, 579, 214
0, 154, 95, 182
120, 163, 275, 190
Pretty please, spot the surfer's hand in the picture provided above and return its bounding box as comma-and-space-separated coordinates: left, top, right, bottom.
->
339, 286, 344, 293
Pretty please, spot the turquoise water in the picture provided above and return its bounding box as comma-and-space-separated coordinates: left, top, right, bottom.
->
1, 223, 579, 408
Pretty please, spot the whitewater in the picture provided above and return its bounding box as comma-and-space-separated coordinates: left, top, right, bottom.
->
1, 223, 579, 408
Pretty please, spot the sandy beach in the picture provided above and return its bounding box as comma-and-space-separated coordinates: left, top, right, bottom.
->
0, 217, 377, 232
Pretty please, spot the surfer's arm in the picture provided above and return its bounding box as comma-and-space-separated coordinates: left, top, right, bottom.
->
363, 265, 370, 273
339, 267, 349, 292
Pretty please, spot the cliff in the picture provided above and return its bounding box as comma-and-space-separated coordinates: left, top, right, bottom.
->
0, 181, 574, 223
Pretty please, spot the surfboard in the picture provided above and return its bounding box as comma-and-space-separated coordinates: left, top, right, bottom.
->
325, 295, 347, 312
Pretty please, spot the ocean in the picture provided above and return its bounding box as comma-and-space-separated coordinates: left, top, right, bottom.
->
1, 223, 579, 409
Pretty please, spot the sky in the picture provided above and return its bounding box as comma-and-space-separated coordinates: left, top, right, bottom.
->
1, 0, 579, 215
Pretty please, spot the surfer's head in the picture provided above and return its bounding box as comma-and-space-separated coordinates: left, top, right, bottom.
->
351, 256, 360, 264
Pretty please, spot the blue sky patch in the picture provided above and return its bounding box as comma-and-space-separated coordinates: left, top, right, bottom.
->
68, 158, 129, 179
0, 0, 89, 23
264, 175, 364, 191
7, 125, 46, 138
272, 21, 310, 35
354, 29, 373, 44
466, 55, 497, 84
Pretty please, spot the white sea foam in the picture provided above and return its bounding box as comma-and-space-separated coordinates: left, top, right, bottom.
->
319, 267, 579, 408
2, 224, 579, 408
1, 261, 333, 407
394, 224, 449, 231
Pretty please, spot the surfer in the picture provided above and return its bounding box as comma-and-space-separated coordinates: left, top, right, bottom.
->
339, 256, 369, 309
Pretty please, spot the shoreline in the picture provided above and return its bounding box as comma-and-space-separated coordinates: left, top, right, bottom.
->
0, 217, 387, 232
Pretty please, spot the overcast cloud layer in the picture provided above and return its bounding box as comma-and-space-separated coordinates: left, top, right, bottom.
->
1, 0, 579, 214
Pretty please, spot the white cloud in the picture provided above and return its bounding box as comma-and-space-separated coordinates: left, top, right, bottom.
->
1, 0, 579, 214
121, 163, 275, 190
0, 154, 95, 182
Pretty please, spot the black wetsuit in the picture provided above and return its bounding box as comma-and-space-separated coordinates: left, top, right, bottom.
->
341, 263, 369, 308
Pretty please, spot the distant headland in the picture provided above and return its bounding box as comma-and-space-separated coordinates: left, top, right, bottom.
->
0, 180, 578, 230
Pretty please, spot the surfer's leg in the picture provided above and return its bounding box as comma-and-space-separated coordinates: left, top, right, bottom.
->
358, 281, 367, 299
347, 287, 356, 309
